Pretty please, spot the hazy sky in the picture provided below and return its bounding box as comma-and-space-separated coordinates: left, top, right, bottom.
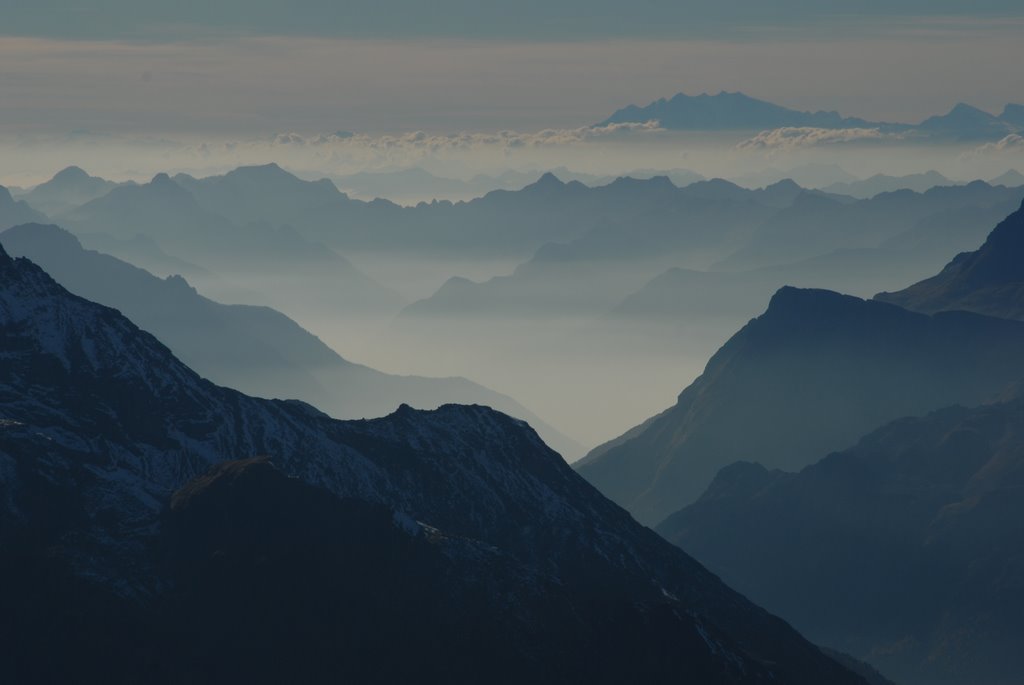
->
2, 3, 1023, 137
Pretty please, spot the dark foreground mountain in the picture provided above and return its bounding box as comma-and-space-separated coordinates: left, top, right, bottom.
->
0, 245, 864, 684
877, 200, 1024, 320
657, 397, 1024, 685
0, 223, 582, 458
578, 287, 1024, 525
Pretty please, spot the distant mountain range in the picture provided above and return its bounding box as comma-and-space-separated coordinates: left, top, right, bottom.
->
0, 222, 583, 459
601, 91, 1024, 140
0, 242, 867, 684
0, 185, 46, 231
578, 285, 1024, 525
876, 200, 1024, 320
331, 166, 706, 204
55, 170, 407, 319
18, 165, 126, 216
657, 395, 1024, 685
821, 170, 954, 198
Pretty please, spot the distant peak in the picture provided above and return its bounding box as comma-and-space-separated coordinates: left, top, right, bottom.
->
150, 172, 173, 185
534, 171, 564, 187
765, 178, 801, 191
764, 286, 861, 317
52, 165, 90, 181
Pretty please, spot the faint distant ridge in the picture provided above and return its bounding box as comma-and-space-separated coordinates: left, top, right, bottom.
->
599, 91, 885, 131
599, 91, 1024, 140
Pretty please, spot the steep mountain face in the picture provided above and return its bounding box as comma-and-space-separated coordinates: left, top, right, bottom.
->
600, 91, 878, 130
21, 166, 121, 216
876, 200, 1024, 320
657, 397, 1024, 685
577, 287, 1024, 525
0, 223, 582, 458
0, 245, 866, 684
0, 186, 47, 230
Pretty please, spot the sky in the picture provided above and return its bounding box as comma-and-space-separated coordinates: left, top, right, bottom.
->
2, 2, 1024, 138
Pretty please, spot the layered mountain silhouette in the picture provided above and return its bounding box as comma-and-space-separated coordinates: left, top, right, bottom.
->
991, 169, 1024, 187
658, 396, 1024, 685
56, 171, 406, 317
876, 200, 1024, 320
0, 185, 46, 230
0, 243, 866, 684
577, 286, 1024, 525
20, 166, 123, 216
600, 91, 1023, 141
822, 170, 955, 198
0, 223, 582, 459
405, 180, 1024, 321
716, 181, 1024, 271
915, 102, 1017, 140
600, 91, 879, 130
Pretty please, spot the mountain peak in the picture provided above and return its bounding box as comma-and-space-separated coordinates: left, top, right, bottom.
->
51, 165, 90, 182
534, 171, 564, 187
765, 286, 858, 316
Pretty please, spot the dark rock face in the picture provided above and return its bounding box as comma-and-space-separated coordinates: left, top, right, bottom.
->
0, 246, 865, 684
578, 286, 1024, 525
877, 200, 1024, 320
657, 397, 1024, 685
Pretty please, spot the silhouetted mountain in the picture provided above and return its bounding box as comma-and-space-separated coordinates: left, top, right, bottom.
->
822, 170, 955, 198
0, 223, 581, 458
600, 91, 878, 130
57, 172, 406, 317
0, 185, 46, 230
876, 200, 1024, 320
717, 181, 1024, 271
601, 92, 1023, 140
657, 396, 1024, 685
731, 163, 858, 190
173, 162, 347, 227
577, 287, 1024, 525
991, 168, 1024, 187
0, 245, 865, 685
400, 178, 807, 320
21, 166, 122, 216
916, 103, 1016, 140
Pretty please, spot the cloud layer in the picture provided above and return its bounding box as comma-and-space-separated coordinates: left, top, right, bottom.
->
736, 127, 894, 151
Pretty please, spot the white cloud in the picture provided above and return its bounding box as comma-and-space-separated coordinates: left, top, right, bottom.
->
972, 134, 1024, 155
736, 127, 894, 151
